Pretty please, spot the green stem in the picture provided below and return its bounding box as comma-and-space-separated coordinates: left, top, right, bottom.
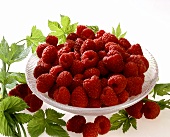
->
19, 123, 27, 137
1, 61, 8, 98
15, 39, 26, 44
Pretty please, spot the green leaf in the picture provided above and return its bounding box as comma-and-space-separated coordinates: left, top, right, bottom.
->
110, 113, 127, 123
65, 22, 78, 34
116, 23, 121, 38
122, 119, 131, 133
0, 37, 10, 63
110, 121, 123, 130
157, 99, 170, 110
112, 27, 116, 35
86, 25, 99, 33
0, 70, 6, 84
6, 72, 26, 84
60, 15, 70, 28
119, 31, 127, 38
50, 28, 64, 37
153, 83, 170, 97
48, 20, 61, 31
14, 113, 32, 124
129, 118, 137, 130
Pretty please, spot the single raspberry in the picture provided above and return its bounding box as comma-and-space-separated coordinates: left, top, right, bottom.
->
74, 38, 84, 52
83, 122, 98, 137
93, 37, 105, 51
37, 58, 52, 70
24, 94, 43, 112
100, 78, 108, 89
125, 101, 143, 119
66, 115, 86, 133
36, 43, 49, 58
81, 28, 95, 40
143, 101, 160, 119
94, 115, 111, 135
16, 84, 32, 99
66, 32, 78, 41
71, 86, 88, 108
97, 60, 109, 76
117, 90, 129, 104
83, 76, 102, 99
73, 51, 81, 60
88, 98, 101, 108
81, 50, 99, 69
126, 76, 144, 96
33, 65, 49, 79
102, 32, 118, 44
80, 39, 96, 54
123, 61, 138, 77
64, 39, 75, 51
70, 60, 85, 76
42, 45, 58, 64
140, 55, 149, 70
100, 86, 118, 106
98, 50, 107, 60
127, 44, 143, 55
105, 42, 117, 52
49, 65, 63, 78
36, 73, 55, 93
46, 35, 58, 46
96, 30, 105, 38
53, 86, 70, 105
83, 67, 100, 79
76, 25, 87, 37
118, 37, 131, 50
48, 84, 58, 99
59, 52, 74, 69
57, 46, 71, 57
56, 43, 64, 50
56, 71, 73, 87
8, 87, 21, 97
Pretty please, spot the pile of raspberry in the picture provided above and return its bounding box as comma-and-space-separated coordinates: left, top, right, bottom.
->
34, 25, 149, 108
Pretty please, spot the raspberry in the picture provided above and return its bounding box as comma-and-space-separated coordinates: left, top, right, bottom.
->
105, 42, 117, 52
97, 60, 109, 76
94, 115, 111, 135
24, 94, 43, 112
15, 84, 32, 99
125, 101, 143, 119
100, 78, 108, 89
57, 46, 71, 57
70, 60, 85, 76
73, 51, 81, 60
56, 43, 64, 50
127, 44, 143, 55
80, 39, 96, 54
98, 50, 107, 60
59, 52, 74, 69
140, 55, 149, 70
66, 115, 86, 133
126, 76, 144, 96
8, 87, 21, 97
49, 65, 63, 78
47, 84, 58, 99
71, 86, 88, 108
66, 32, 78, 41
81, 28, 95, 40
76, 25, 87, 37
88, 98, 101, 108
74, 38, 84, 52
33, 65, 49, 79
36, 73, 55, 93
42, 45, 58, 64
123, 61, 138, 77
102, 33, 118, 44
81, 50, 99, 69
100, 86, 118, 106
64, 39, 75, 50
37, 58, 52, 70
56, 71, 73, 87
53, 86, 70, 105
117, 90, 129, 104
93, 37, 105, 51
46, 35, 58, 46
36, 43, 49, 58
83, 122, 98, 137
118, 37, 131, 50
143, 101, 160, 119
83, 67, 100, 79
96, 30, 105, 38
83, 76, 102, 99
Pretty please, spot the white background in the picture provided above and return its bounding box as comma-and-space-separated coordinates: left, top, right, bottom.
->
0, 0, 170, 137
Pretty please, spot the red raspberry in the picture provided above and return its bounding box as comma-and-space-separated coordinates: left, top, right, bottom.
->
98, 50, 107, 60
42, 45, 58, 64
49, 65, 63, 78
70, 60, 85, 76
117, 90, 129, 104
81, 50, 99, 69
37, 58, 52, 70
15, 84, 32, 99
126, 76, 144, 96
66, 115, 86, 133
100, 78, 108, 89
46, 35, 58, 46
47, 84, 58, 99
88, 98, 101, 108
83, 67, 100, 79
83, 76, 102, 99
125, 101, 143, 119
76, 25, 87, 37
36, 43, 49, 58
83, 122, 98, 137
127, 44, 143, 55
36, 73, 55, 93
96, 30, 105, 38
118, 37, 131, 50
74, 38, 84, 52
80, 39, 96, 54
105, 42, 117, 52
33, 65, 49, 79
143, 101, 160, 119
97, 60, 109, 76
24, 94, 43, 112
94, 115, 111, 135
59, 52, 74, 69
100, 86, 118, 106
73, 51, 81, 60
66, 32, 78, 41
8, 87, 20, 97
81, 28, 95, 40
140, 55, 149, 70
53, 86, 70, 105
123, 61, 138, 77
93, 37, 105, 51
56, 43, 64, 50
102, 33, 118, 44
56, 71, 73, 87
71, 86, 88, 108
57, 46, 71, 57
64, 39, 75, 50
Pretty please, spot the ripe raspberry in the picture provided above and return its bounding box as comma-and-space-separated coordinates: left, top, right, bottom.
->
97, 60, 109, 76
36, 73, 55, 93
100, 86, 118, 106
83, 67, 100, 79
123, 61, 138, 77
42, 45, 58, 64
57, 46, 71, 57
105, 42, 117, 52
126, 76, 144, 96
53, 86, 70, 105
71, 86, 88, 108
66, 32, 78, 41
74, 38, 84, 52
83, 76, 102, 99
48, 84, 58, 99
118, 37, 131, 50
80, 39, 96, 54
102, 32, 118, 44
56, 71, 73, 87
100, 78, 108, 89
98, 50, 107, 60
94, 115, 111, 135
66, 115, 86, 133
143, 101, 160, 119
83, 122, 98, 137
8, 87, 21, 97
73, 51, 81, 60
24, 94, 43, 112
36, 43, 49, 58
56, 43, 64, 50
81, 28, 95, 40
15, 84, 32, 99
88, 98, 101, 108
33, 65, 49, 79
64, 39, 75, 50
76, 25, 87, 37
125, 101, 143, 119
93, 37, 105, 51
49, 65, 63, 78
96, 30, 105, 38
46, 35, 58, 46
81, 50, 99, 69
70, 60, 85, 76
117, 90, 129, 104
59, 52, 74, 69
127, 44, 143, 55
37, 58, 52, 70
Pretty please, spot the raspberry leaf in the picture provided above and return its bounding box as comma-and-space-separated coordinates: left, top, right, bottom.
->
123, 119, 131, 133
65, 22, 78, 34
60, 15, 71, 29
112, 23, 127, 39
86, 25, 99, 33
48, 20, 61, 31
157, 99, 170, 110
116, 23, 121, 38
112, 27, 116, 35
129, 117, 137, 129
0, 37, 10, 63
14, 113, 32, 124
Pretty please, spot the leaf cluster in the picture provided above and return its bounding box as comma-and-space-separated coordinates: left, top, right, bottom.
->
112, 23, 127, 39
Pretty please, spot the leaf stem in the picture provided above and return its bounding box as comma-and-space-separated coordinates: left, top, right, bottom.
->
15, 39, 26, 44
19, 123, 27, 137
1, 60, 8, 98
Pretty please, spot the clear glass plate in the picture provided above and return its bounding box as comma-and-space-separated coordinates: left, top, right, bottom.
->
25, 48, 158, 116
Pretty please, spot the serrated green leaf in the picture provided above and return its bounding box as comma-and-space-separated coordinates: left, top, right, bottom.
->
14, 113, 32, 124
110, 113, 127, 123
46, 108, 65, 118
116, 23, 121, 38
60, 15, 70, 28
157, 99, 170, 110
154, 83, 170, 96
65, 22, 78, 34
6, 72, 26, 84
119, 110, 128, 116
87, 25, 99, 33
0, 37, 10, 63
119, 31, 127, 38
110, 121, 123, 130
129, 118, 137, 130
122, 119, 131, 133
112, 27, 116, 35
48, 20, 61, 31
58, 35, 66, 44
